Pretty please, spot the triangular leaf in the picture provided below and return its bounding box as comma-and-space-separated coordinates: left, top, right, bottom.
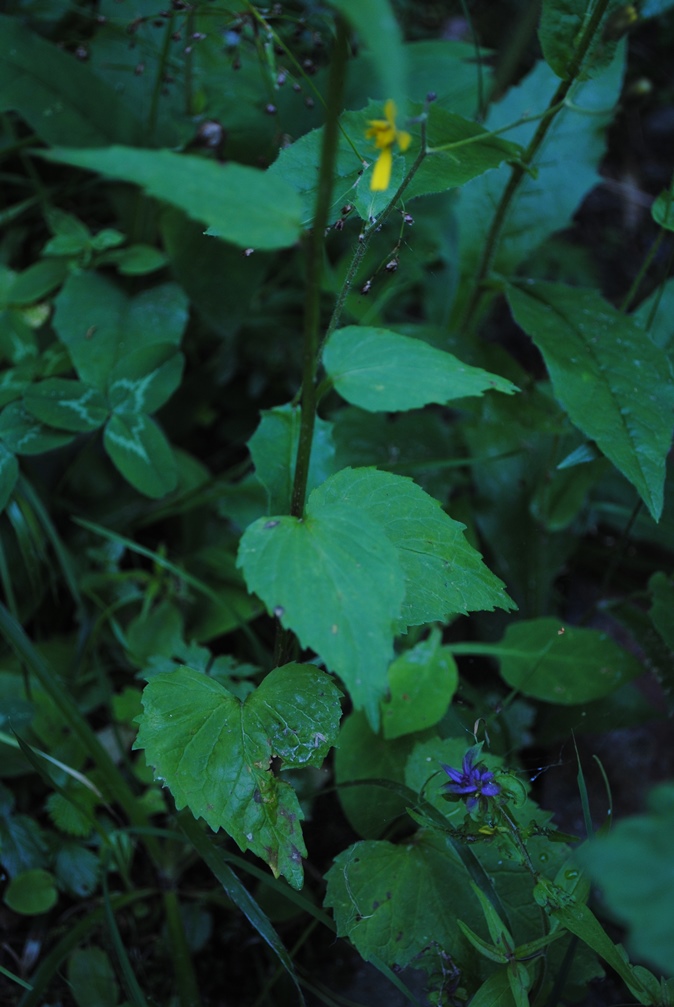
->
238, 491, 406, 728
311, 467, 515, 626
134, 663, 342, 888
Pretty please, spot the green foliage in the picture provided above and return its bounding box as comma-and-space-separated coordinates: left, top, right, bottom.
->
323, 325, 517, 411
0, 0, 672, 1003
578, 784, 674, 978
506, 282, 674, 520
135, 663, 341, 888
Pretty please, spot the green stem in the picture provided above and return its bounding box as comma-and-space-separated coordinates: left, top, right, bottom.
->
148, 12, 175, 144
460, 0, 613, 332
289, 19, 349, 520
274, 20, 349, 667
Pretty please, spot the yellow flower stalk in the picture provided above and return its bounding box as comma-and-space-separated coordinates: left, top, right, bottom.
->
365, 100, 411, 191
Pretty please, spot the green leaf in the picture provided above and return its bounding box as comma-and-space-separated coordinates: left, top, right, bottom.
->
110, 244, 168, 276
468, 970, 515, 1007
324, 326, 517, 411
649, 572, 674, 651
103, 412, 177, 499
455, 47, 624, 283
498, 618, 642, 704
238, 486, 405, 728
107, 346, 184, 415
68, 947, 119, 1007
23, 379, 109, 433
0, 402, 74, 455
134, 663, 341, 888
382, 631, 458, 740
0, 15, 140, 146
578, 784, 674, 979
248, 405, 336, 513
652, 185, 674, 232
9, 259, 69, 306
0, 443, 18, 513
41, 147, 303, 252
3, 868, 58, 915
311, 467, 515, 627
538, 0, 625, 80
324, 830, 479, 968
54, 842, 99, 899
402, 104, 521, 202
335, 711, 418, 838
269, 102, 520, 227
53, 273, 187, 391
331, 0, 407, 109
506, 282, 674, 521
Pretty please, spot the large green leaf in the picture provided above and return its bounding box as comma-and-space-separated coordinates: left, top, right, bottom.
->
311, 467, 515, 627
23, 379, 109, 433
53, 273, 188, 392
506, 282, 674, 521
42, 147, 303, 251
538, 0, 625, 80
455, 47, 624, 284
134, 664, 342, 888
577, 784, 674, 978
248, 405, 336, 514
497, 618, 642, 704
103, 413, 177, 499
323, 326, 517, 411
238, 488, 405, 728
324, 831, 479, 968
0, 15, 140, 146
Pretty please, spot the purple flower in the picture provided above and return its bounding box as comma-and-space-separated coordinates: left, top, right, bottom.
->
441, 746, 501, 812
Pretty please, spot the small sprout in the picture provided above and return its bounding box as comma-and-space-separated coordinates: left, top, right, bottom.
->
276, 69, 287, 86
385, 258, 399, 273
334, 219, 345, 231
273, 605, 285, 618
361, 279, 373, 294
402, 212, 414, 225
341, 204, 353, 216
265, 103, 277, 115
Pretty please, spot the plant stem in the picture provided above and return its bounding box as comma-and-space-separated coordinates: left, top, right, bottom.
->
273, 20, 349, 667
289, 19, 349, 521
148, 11, 175, 145
460, 0, 613, 332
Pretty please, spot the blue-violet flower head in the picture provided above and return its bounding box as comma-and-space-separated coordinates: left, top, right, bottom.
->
441, 745, 501, 811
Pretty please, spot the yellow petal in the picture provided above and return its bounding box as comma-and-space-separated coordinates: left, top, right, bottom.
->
397, 129, 412, 152
370, 146, 392, 191
384, 99, 397, 126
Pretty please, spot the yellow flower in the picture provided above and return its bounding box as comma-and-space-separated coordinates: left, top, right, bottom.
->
365, 100, 411, 192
